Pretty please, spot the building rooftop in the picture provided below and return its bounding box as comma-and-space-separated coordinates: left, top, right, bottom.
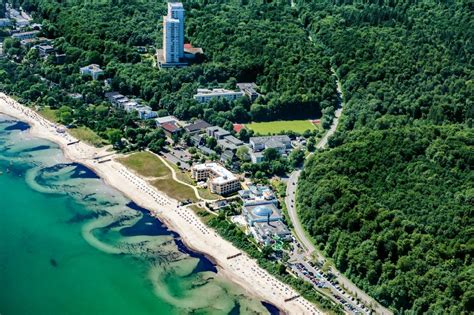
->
155, 115, 179, 125
161, 122, 180, 133
192, 163, 237, 185
223, 135, 243, 145
254, 220, 290, 238
12, 30, 39, 37
233, 124, 245, 133
198, 146, 216, 156
221, 150, 235, 162
184, 119, 211, 133
250, 135, 291, 145
236, 83, 260, 99
37, 44, 54, 50
244, 202, 282, 222
196, 88, 242, 95
168, 2, 184, 9
80, 64, 103, 72
265, 139, 286, 149
184, 43, 204, 55
240, 185, 276, 202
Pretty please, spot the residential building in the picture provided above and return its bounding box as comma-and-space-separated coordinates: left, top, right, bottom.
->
80, 64, 104, 80
249, 135, 291, 153
135, 106, 157, 120
220, 150, 235, 163
160, 121, 181, 136
193, 88, 244, 103
217, 135, 244, 152
184, 119, 211, 134
237, 83, 260, 101
191, 163, 240, 195
37, 44, 54, 57
11, 30, 39, 40
105, 92, 125, 105
206, 126, 230, 139
155, 115, 179, 126
250, 151, 264, 164
160, 2, 186, 67
116, 97, 130, 109
183, 43, 203, 59
104, 91, 157, 119
0, 18, 12, 27
190, 134, 204, 146
54, 53, 66, 64
197, 146, 216, 156
68, 93, 83, 100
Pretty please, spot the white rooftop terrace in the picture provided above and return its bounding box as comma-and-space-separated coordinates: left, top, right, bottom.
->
193, 163, 237, 184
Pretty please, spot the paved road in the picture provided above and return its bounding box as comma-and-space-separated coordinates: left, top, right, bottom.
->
285, 73, 393, 315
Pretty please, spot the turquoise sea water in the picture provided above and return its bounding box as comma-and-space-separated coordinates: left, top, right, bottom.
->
0, 115, 273, 315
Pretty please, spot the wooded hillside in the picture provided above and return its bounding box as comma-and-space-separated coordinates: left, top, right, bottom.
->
296, 0, 473, 312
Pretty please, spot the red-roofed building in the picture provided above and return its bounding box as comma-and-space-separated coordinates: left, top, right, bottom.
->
183, 43, 203, 57
161, 122, 181, 136
233, 124, 245, 133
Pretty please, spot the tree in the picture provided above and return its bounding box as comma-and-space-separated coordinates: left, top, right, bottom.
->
289, 148, 305, 167
307, 137, 316, 152
263, 148, 280, 161
106, 128, 122, 148
236, 146, 250, 161
206, 136, 217, 149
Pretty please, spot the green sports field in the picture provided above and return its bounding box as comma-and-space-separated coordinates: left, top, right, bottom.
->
246, 120, 318, 135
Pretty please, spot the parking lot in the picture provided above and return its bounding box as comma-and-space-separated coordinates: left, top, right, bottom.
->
291, 260, 371, 315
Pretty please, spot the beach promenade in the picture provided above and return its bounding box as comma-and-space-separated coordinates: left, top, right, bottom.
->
0, 93, 322, 315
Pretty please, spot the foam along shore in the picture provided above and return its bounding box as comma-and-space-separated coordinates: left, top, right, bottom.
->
0, 93, 321, 315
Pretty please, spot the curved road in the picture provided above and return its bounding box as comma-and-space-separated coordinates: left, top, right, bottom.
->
285, 73, 392, 315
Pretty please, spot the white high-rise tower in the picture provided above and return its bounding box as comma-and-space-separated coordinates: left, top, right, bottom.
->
163, 2, 185, 63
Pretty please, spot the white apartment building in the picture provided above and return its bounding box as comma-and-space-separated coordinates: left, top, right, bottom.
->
193, 88, 244, 103
11, 30, 39, 40
191, 163, 240, 195
163, 2, 185, 63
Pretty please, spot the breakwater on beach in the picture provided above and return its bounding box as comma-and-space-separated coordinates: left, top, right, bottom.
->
0, 114, 275, 315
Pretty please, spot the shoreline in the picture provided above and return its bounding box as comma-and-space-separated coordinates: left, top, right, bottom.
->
0, 93, 321, 315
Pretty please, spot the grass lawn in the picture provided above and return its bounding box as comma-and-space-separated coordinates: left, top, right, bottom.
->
38, 107, 59, 123
168, 162, 219, 200
117, 152, 170, 178
197, 188, 220, 201
118, 152, 198, 202
151, 177, 197, 202
69, 126, 107, 147
246, 120, 318, 135
170, 163, 195, 185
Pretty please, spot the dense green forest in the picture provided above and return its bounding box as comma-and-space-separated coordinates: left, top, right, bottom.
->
296, 0, 473, 313
10, 0, 337, 129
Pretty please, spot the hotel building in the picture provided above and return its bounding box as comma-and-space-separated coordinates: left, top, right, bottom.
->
163, 2, 185, 64
191, 163, 240, 195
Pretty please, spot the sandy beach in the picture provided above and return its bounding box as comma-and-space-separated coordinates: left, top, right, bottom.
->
0, 93, 322, 315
